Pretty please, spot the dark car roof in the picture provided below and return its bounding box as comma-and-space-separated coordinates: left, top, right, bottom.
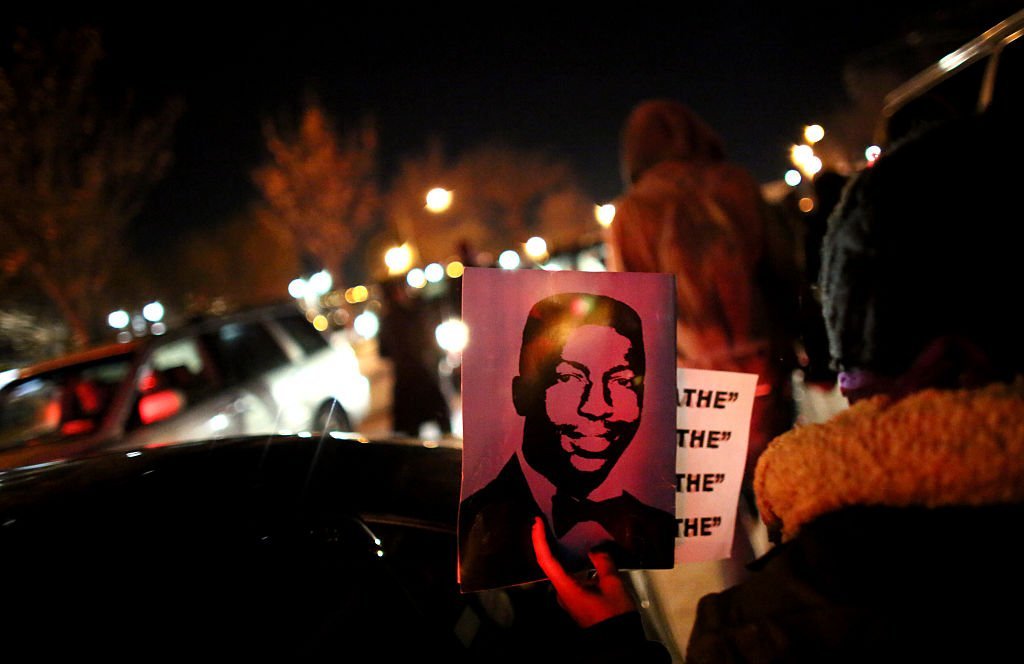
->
11, 340, 141, 380
7, 300, 310, 382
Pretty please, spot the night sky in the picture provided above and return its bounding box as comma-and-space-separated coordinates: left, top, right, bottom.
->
3, 2, 1018, 249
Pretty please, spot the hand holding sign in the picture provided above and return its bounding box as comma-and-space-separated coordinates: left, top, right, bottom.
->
530, 517, 636, 628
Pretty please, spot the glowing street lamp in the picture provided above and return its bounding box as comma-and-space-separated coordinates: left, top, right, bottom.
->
108, 310, 130, 329
445, 260, 465, 278
524, 236, 548, 261
142, 301, 164, 323
288, 278, 307, 299
804, 124, 825, 144
498, 250, 521, 270
424, 262, 445, 283
406, 268, 427, 289
595, 203, 616, 228
354, 310, 380, 339
425, 187, 453, 213
384, 244, 414, 275
435, 318, 469, 354
308, 270, 333, 296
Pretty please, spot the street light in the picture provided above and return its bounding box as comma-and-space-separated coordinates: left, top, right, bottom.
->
406, 268, 427, 289
498, 250, 521, 270
424, 262, 445, 283
524, 236, 548, 261
384, 244, 414, 275
595, 204, 615, 228
308, 270, 332, 296
288, 278, 307, 299
142, 301, 164, 323
425, 187, 453, 213
108, 310, 130, 330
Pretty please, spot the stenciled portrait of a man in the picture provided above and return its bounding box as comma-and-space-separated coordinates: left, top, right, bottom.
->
458, 268, 677, 592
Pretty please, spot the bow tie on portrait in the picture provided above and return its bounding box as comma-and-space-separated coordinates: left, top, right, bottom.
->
551, 491, 628, 538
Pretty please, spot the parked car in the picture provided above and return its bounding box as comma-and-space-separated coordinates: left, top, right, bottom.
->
875, 7, 1023, 149
0, 303, 370, 470
0, 432, 651, 661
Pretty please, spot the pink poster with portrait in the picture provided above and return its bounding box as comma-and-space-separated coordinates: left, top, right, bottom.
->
457, 267, 677, 592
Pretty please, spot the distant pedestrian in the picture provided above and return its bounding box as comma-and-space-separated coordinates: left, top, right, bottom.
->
377, 279, 451, 437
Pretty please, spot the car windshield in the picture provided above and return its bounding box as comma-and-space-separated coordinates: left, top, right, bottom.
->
0, 355, 133, 450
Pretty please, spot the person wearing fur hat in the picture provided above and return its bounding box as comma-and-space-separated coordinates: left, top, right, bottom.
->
533, 107, 1024, 662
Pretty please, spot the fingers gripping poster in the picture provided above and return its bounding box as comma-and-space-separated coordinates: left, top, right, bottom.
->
457, 267, 756, 592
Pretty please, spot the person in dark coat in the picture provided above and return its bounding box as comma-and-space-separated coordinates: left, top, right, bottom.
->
459, 292, 676, 593
607, 99, 802, 480
377, 278, 452, 437
532, 107, 1024, 662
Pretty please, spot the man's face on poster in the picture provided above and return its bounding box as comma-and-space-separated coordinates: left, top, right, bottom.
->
516, 295, 644, 497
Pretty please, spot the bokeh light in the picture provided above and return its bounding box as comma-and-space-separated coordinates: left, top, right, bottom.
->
384, 244, 414, 275
425, 187, 453, 213
435, 318, 469, 353
424, 262, 445, 283
354, 311, 380, 339
595, 204, 616, 228
524, 236, 548, 260
142, 301, 164, 323
108, 310, 130, 329
498, 250, 521, 270
308, 270, 333, 295
446, 260, 465, 278
406, 268, 427, 288
344, 285, 369, 303
288, 278, 307, 299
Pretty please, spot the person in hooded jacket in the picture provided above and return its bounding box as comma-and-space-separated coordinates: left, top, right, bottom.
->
603, 99, 803, 655
534, 107, 1024, 663
607, 99, 802, 483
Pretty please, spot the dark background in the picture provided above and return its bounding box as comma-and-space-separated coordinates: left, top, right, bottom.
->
4, 2, 1019, 246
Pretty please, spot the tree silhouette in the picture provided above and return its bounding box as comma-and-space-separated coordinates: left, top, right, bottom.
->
252, 102, 380, 285
381, 140, 597, 272
169, 213, 301, 317
0, 26, 181, 350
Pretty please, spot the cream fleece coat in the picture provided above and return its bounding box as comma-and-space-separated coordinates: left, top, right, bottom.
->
754, 380, 1024, 541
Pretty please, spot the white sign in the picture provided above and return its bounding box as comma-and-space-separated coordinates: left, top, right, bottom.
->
674, 367, 757, 563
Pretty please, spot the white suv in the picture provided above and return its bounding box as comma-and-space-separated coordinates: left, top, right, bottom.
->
0, 303, 370, 470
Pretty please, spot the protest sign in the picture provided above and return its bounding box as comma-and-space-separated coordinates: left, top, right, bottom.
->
457, 267, 677, 591
673, 367, 757, 562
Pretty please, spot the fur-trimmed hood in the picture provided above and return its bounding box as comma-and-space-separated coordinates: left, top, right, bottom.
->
754, 381, 1024, 541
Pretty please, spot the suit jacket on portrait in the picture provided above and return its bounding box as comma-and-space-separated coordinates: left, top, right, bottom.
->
458, 454, 677, 592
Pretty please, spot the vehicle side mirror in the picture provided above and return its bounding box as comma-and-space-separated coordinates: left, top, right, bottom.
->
138, 389, 185, 425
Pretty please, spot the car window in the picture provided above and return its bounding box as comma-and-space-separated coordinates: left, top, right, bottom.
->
124, 337, 225, 431
208, 321, 291, 384
0, 357, 133, 449
275, 312, 329, 356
